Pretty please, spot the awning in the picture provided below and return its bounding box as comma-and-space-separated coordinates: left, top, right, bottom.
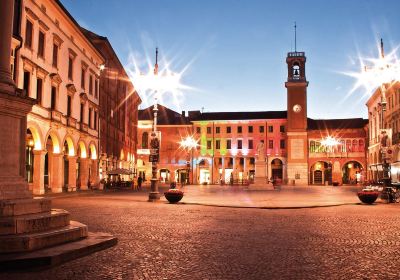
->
106, 168, 133, 175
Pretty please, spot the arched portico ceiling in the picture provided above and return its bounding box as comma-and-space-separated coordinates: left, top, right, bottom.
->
89, 142, 97, 160
46, 130, 61, 153
27, 124, 43, 150
63, 136, 75, 156
77, 141, 87, 158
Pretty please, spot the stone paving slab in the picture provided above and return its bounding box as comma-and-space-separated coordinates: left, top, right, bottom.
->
1, 195, 400, 279
47, 184, 365, 209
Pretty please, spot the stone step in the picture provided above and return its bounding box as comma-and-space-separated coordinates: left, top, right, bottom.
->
0, 220, 88, 253
0, 232, 117, 271
0, 197, 52, 217
0, 209, 70, 235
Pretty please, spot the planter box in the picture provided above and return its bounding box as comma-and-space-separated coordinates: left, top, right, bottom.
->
357, 190, 379, 204
164, 189, 184, 203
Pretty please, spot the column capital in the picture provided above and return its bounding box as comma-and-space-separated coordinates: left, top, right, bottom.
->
33, 149, 46, 156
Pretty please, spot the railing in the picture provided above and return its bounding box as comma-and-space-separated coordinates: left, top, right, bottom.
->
80, 123, 88, 132
67, 116, 77, 128
287, 51, 305, 57
51, 110, 62, 122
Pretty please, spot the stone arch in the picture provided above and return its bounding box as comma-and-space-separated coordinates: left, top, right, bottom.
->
44, 129, 61, 153
27, 121, 44, 150
309, 160, 332, 185
270, 158, 283, 180
77, 140, 87, 158
89, 142, 97, 160
62, 135, 76, 156
120, 149, 125, 161
341, 160, 364, 184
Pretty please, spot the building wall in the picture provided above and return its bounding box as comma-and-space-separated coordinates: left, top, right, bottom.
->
308, 129, 367, 185
14, 0, 104, 194
85, 35, 141, 181
367, 82, 400, 183
137, 121, 193, 184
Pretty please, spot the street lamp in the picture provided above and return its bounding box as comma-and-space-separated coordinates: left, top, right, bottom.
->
129, 48, 188, 201
179, 136, 199, 185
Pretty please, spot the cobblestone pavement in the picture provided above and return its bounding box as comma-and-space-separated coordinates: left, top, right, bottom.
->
2, 192, 400, 280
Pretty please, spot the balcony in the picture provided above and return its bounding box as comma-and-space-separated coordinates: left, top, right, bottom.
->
67, 116, 77, 128
287, 51, 305, 57
80, 123, 88, 133
51, 110, 62, 123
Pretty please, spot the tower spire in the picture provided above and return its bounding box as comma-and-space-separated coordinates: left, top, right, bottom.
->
154, 47, 159, 75
380, 38, 385, 58
294, 21, 297, 52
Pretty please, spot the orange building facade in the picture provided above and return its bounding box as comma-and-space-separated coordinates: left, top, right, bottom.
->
138, 50, 368, 186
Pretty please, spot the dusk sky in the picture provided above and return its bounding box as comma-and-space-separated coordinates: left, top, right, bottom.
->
62, 0, 400, 119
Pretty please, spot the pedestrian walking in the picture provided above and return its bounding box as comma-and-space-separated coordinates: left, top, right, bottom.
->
137, 176, 143, 191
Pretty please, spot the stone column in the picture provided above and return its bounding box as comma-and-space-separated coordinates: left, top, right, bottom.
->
91, 159, 99, 187
80, 158, 89, 190
233, 157, 237, 179
0, 0, 15, 93
283, 160, 287, 183
221, 157, 225, 184
68, 156, 77, 192
243, 157, 248, 180
32, 150, 46, 195
50, 153, 63, 193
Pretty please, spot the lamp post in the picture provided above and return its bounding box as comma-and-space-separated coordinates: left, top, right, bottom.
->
321, 136, 340, 185
148, 100, 160, 201
179, 136, 198, 185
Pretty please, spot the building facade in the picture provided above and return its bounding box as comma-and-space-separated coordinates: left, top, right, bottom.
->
12, 0, 105, 194
366, 82, 400, 183
82, 29, 141, 181
138, 50, 368, 186
137, 105, 192, 184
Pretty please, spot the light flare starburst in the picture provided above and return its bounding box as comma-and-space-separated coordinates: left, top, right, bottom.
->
126, 50, 193, 108
343, 40, 400, 100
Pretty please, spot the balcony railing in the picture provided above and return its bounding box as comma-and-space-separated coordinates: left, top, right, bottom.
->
67, 116, 77, 128
51, 110, 62, 123
287, 51, 305, 57
80, 123, 88, 132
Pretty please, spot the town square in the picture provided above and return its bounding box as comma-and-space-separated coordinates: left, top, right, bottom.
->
1, 0, 400, 279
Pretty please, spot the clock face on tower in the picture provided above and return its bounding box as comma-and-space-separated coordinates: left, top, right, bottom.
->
293, 104, 302, 113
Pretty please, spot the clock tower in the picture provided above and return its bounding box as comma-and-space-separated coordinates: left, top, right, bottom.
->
285, 50, 309, 185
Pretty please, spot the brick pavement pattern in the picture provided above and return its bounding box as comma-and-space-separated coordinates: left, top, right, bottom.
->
2, 192, 400, 280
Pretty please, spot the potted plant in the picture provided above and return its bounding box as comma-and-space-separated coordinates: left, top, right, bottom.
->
357, 188, 379, 204
164, 188, 184, 203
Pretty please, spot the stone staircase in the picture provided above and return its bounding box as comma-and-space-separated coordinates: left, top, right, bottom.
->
0, 197, 116, 269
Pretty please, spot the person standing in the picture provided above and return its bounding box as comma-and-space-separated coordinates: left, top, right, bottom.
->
137, 176, 143, 191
